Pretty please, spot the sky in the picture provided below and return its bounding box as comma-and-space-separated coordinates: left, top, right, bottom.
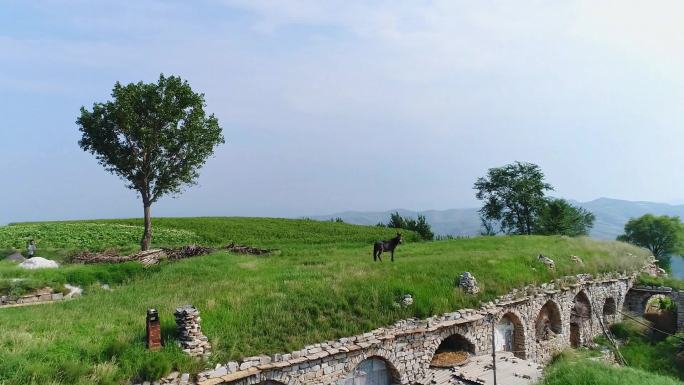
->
2, 0, 684, 224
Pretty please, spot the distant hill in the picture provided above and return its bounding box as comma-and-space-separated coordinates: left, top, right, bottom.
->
312, 198, 684, 240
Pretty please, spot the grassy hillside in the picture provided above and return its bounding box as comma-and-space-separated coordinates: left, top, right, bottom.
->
0, 218, 650, 385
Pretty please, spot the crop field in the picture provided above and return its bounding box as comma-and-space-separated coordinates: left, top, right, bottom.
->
0, 218, 652, 385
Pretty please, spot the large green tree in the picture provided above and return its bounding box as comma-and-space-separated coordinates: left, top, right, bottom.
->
536, 198, 595, 237
474, 161, 553, 235
77, 74, 224, 250
617, 214, 681, 258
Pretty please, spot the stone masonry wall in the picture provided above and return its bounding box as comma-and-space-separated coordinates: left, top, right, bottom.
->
184, 275, 633, 385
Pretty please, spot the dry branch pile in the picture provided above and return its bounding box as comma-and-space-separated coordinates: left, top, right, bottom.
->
163, 244, 213, 260
222, 242, 273, 255
70, 249, 166, 266
69, 242, 273, 265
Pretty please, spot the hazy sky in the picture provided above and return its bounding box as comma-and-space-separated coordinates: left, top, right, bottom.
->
2, 1, 684, 224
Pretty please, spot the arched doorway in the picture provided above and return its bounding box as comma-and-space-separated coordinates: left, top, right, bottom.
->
644, 294, 677, 339
342, 357, 396, 385
570, 291, 592, 348
495, 312, 526, 358
430, 333, 475, 367
602, 297, 617, 325
535, 300, 562, 342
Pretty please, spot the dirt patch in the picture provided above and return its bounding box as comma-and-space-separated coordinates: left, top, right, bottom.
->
431, 351, 471, 367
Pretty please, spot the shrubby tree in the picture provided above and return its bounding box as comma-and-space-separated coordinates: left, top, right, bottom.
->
384, 212, 434, 241
618, 214, 681, 259
77, 74, 224, 250
536, 199, 595, 236
474, 161, 553, 235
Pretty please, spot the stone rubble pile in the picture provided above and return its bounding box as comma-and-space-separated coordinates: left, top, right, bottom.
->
175, 305, 212, 358
642, 256, 667, 277
0, 286, 63, 306
458, 272, 480, 294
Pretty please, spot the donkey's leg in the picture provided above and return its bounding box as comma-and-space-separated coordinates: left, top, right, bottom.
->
391, 250, 394, 262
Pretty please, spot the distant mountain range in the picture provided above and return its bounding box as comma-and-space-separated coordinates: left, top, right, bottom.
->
312, 198, 684, 240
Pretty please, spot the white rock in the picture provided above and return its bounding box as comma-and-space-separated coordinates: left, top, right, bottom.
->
19, 257, 59, 269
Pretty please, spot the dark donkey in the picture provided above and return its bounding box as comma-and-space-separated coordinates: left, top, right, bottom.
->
373, 233, 402, 262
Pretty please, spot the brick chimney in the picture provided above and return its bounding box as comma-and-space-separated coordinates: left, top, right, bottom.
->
146, 308, 162, 351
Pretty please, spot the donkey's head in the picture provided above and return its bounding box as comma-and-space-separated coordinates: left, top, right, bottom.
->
396, 233, 403, 243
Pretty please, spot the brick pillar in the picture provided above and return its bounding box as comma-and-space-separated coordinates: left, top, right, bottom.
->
146, 308, 162, 351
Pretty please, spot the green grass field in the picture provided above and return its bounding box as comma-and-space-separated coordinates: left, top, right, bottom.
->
0, 218, 653, 385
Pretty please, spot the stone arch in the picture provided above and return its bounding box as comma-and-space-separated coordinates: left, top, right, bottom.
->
341, 356, 401, 385
495, 311, 526, 359
434, 333, 476, 354
602, 297, 617, 325
535, 300, 562, 342
643, 294, 678, 337
429, 332, 476, 367
570, 291, 592, 348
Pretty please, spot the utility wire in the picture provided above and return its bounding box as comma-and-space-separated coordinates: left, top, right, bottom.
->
616, 310, 684, 341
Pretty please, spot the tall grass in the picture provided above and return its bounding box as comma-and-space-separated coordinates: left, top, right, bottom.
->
541, 351, 684, 385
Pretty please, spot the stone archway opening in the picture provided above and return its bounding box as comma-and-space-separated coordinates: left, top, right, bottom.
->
535, 300, 562, 342
644, 294, 678, 339
430, 333, 475, 367
602, 297, 617, 325
495, 312, 526, 359
342, 357, 399, 385
570, 291, 592, 348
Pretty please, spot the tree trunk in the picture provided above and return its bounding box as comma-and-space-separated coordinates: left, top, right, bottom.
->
141, 202, 152, 251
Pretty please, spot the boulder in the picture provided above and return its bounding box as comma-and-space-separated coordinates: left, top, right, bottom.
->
19, 257, 58, 269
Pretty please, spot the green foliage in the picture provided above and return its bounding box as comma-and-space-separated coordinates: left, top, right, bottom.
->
474, 161, 553, 235
540, 350, 684, 385
384, 212, 434, 240
536, 198, 595, 237
608, 321, 684, 380
0, 218, 650, 385
77, 74, 224, 250
638, 274, 684, 291
618, 214, 681, 258
0, 223, 199, 252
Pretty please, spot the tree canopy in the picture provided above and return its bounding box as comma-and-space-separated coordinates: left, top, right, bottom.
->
617, 214, 681, 258
77, 74, 224, 250
474, 161, 553, 235
536, 198, 595, 237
